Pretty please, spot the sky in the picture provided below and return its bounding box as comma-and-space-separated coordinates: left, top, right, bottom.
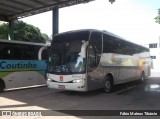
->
21, 0, 160, 45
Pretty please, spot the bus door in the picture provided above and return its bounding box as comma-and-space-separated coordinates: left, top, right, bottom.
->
87, 32, 103, 90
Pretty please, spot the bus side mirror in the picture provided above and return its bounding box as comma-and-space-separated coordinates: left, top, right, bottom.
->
80, 41, 89, 58
38, 46, 48, 60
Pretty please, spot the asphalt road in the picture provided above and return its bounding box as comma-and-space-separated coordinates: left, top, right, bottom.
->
0, 71, 160, 119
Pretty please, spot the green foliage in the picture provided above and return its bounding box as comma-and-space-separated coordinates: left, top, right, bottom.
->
0, 20, 51, 43
41, 33, 51, 43
155, 9, 160, 24
0, 23, 8, 40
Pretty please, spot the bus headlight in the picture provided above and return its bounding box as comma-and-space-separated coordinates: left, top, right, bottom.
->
47, 78, 51, 81
73, 79, 84, 83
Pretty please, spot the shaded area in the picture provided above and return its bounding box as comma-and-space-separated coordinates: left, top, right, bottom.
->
0, 71, 160, 118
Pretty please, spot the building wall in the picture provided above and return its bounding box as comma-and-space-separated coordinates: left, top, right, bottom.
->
144, 39, 160, 69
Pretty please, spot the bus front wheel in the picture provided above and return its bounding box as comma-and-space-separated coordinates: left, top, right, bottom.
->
104, 75, 113, 93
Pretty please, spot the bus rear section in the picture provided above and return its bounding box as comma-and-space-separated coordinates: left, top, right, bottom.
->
0, 60, 47, 90
0, 40, 49, 92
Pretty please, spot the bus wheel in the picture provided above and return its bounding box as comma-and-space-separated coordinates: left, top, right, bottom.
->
104, 75, 113, 93
140, 72, 145, 82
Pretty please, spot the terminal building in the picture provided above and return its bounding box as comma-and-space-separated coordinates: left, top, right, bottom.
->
144, 38, 160, 70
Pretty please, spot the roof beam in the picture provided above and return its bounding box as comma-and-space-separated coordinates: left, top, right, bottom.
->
0, 8, 15, 14
0, 3, 24, 11
6, 0, 34, 8
29, 0, 47, 6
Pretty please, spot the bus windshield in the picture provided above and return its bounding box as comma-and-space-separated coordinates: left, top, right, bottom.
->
48, 31, 89, 74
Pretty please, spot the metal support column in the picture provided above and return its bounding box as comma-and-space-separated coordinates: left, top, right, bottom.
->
8, 20, 14, 40
52, 7, 59, 37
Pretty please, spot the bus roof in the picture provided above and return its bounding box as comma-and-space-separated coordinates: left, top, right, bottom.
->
0, 39, 50, 46
55, 29, 149, 51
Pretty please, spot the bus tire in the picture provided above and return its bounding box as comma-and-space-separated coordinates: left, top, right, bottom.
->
140, 71, 145, 82
104, 75, 113, 93
0, 79, 5, 93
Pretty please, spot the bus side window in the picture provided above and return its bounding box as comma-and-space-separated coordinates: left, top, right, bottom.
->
88, 31, 102, 71
88, 46, 96, 72
23, 45, 38, 60
3, 46, 15, 59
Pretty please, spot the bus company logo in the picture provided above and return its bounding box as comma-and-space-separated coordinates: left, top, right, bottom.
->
2, 111, 11, 116
59, 76, 63, 81
0, 61, 37, 70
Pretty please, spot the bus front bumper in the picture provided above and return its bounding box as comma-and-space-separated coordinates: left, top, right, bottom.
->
46, 80, 87, 92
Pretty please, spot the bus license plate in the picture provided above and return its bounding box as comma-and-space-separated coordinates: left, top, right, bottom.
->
58, 85, 65, 89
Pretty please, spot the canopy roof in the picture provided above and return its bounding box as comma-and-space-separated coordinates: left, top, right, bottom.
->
0, 0, 93, 21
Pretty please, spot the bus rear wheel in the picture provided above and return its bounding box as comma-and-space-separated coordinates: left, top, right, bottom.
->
140, 72, 145, 82
104, 75, 113, 93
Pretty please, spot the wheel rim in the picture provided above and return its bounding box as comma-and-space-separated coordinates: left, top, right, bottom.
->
141, 73, 144, 81
104, 80, 111, 92
141, 76, 144, 81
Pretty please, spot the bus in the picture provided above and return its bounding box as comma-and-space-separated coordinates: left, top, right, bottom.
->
46, 29, 151, 92
0, 39, 49, 92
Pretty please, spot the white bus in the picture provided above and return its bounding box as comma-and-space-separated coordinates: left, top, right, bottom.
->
46, 29, 151, 92
0, 39, 49, 92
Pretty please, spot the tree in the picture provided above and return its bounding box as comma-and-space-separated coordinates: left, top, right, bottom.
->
41, 33, 52, 43
0, 23, 8, 39
155, 9, 160, 24
0, 20, 51, 43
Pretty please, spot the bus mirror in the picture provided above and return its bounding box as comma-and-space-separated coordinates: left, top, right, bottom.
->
80, 41, 89, 58
38, 46, 48, 60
